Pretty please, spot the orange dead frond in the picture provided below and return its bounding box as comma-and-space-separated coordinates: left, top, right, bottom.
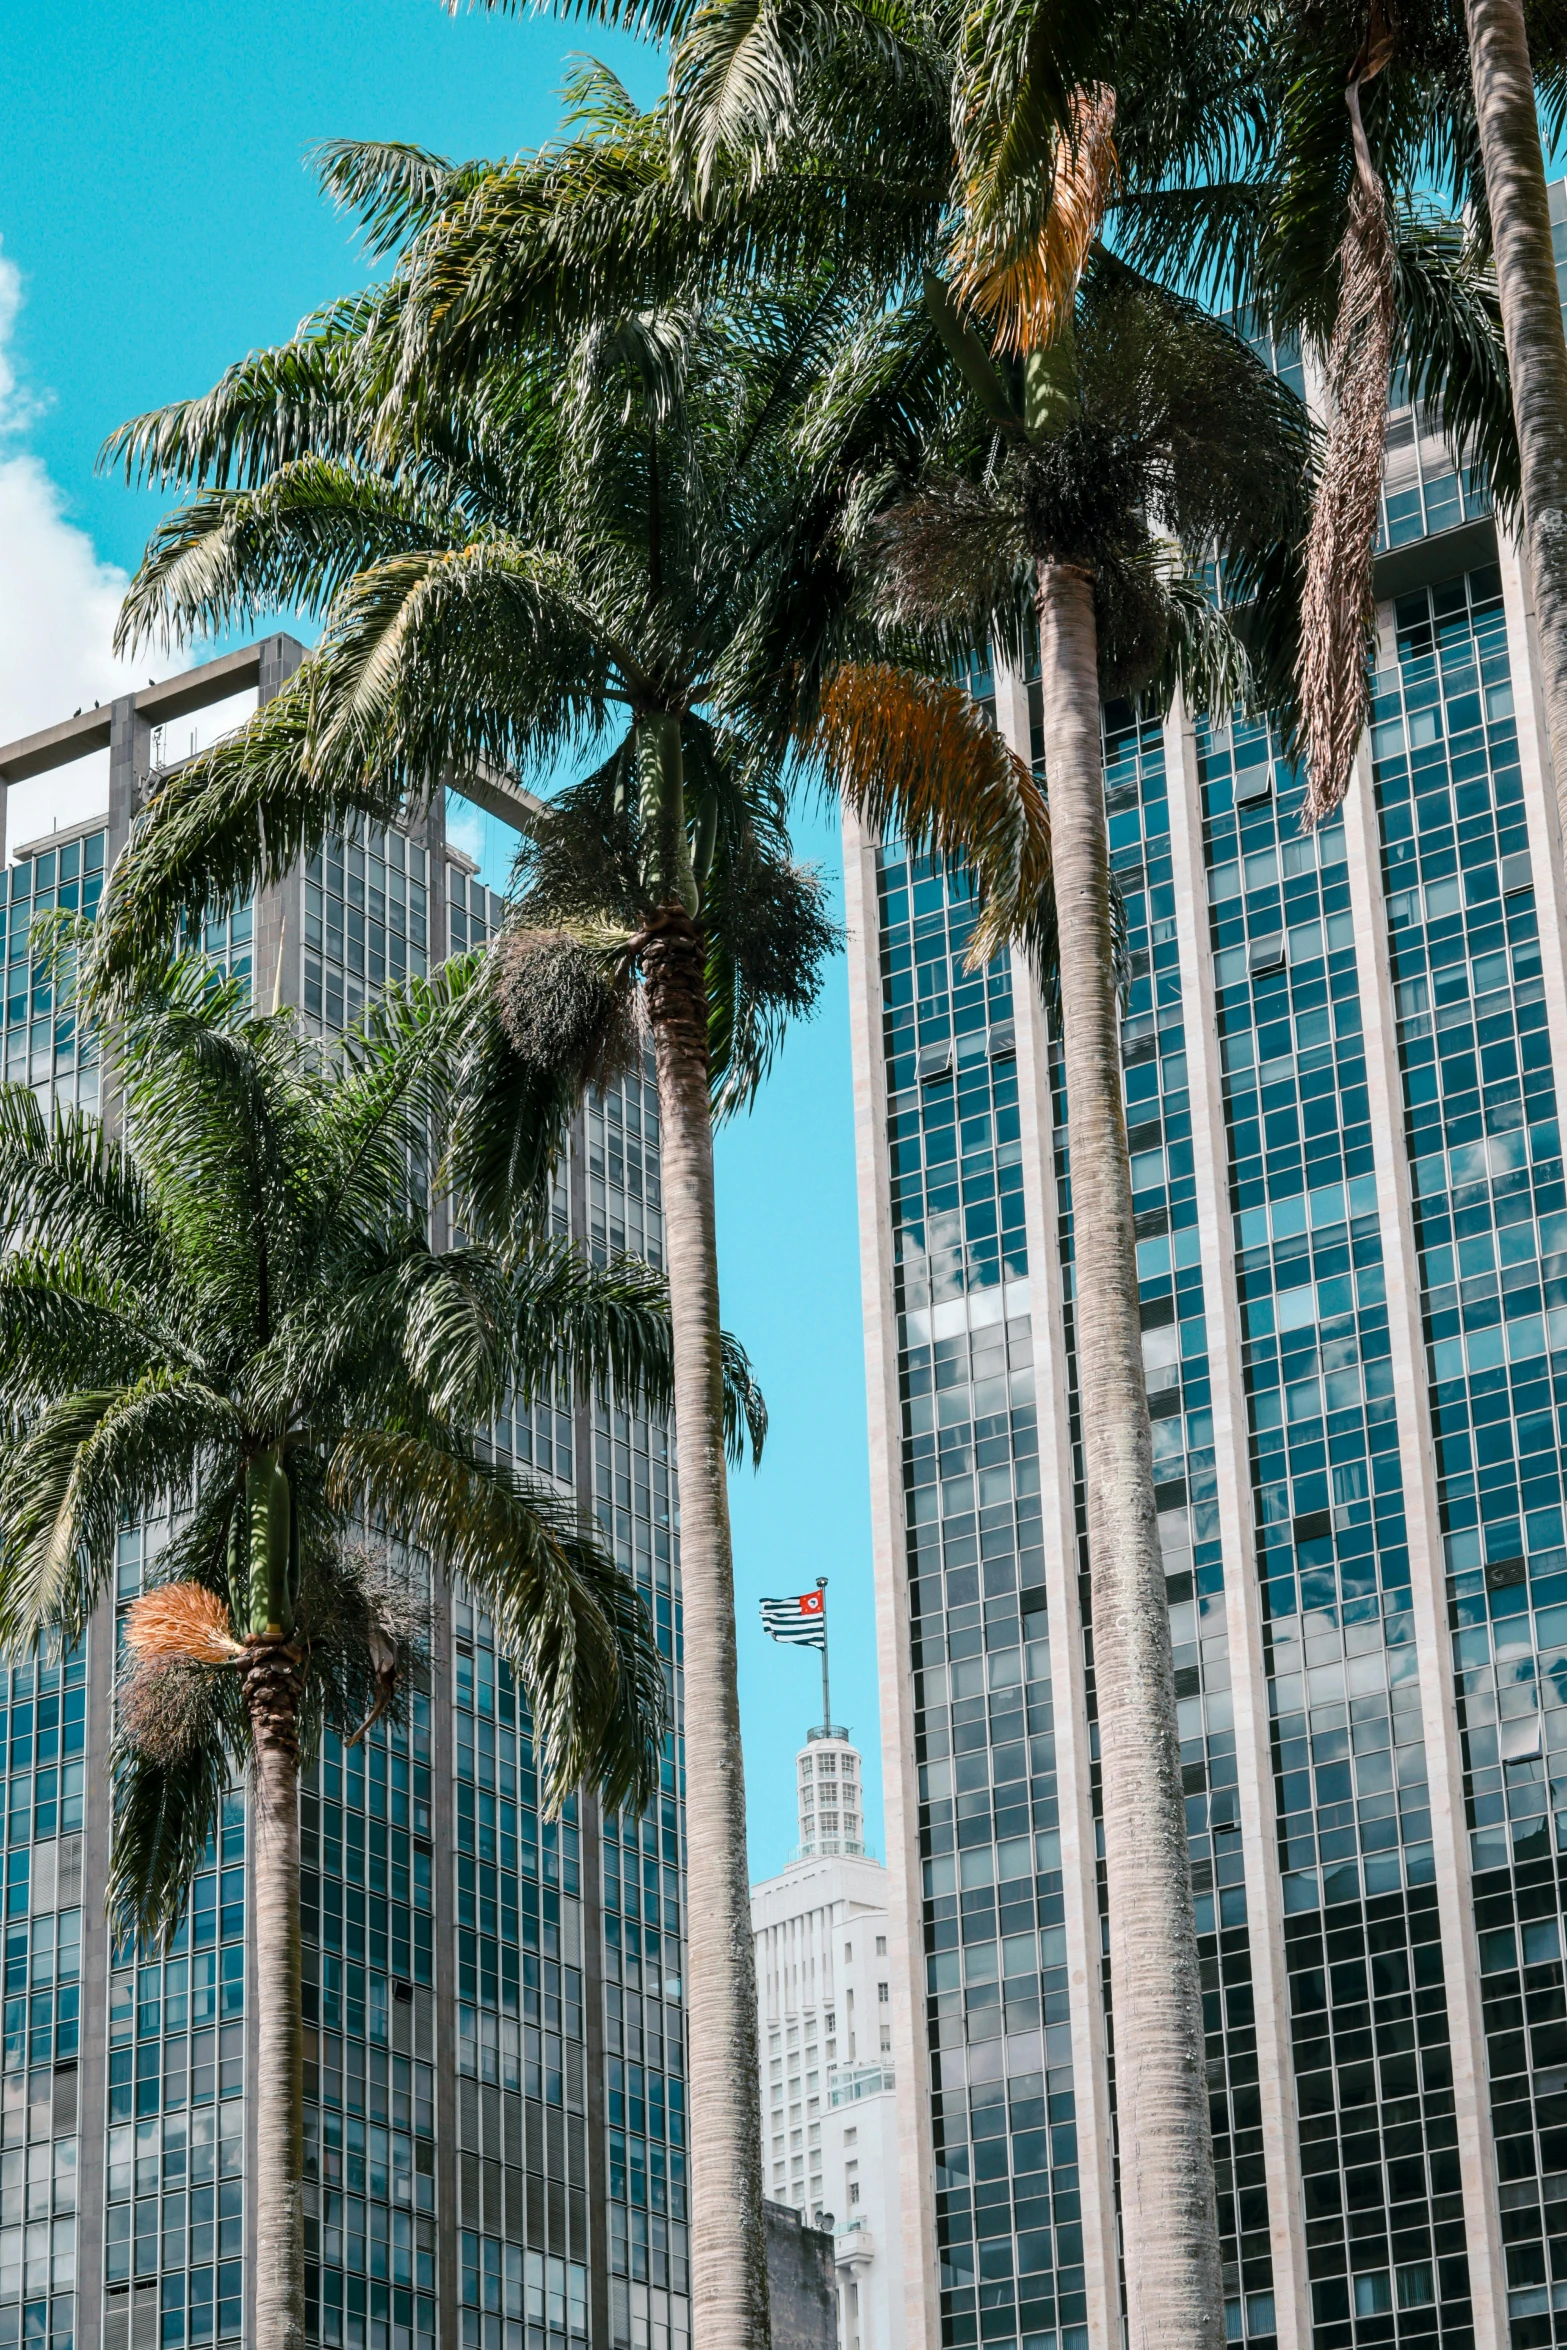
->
126, 1582, 244, 1667
953, 85, 1119, 358
806, 663, 1051, 962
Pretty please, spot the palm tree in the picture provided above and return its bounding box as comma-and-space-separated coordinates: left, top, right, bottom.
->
91, 197, 1051, 2350
372, 0, 1516, 828
244, 68, 1301, 2350
0, 950, 753, 2350
834, 212, 1306, 2339
1099, 0, 1528, 819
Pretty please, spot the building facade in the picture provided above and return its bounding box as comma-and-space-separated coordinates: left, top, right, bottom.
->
0, 652, 691, 2350
751, 1731, 904, 2350
844, 320, 1567, 2350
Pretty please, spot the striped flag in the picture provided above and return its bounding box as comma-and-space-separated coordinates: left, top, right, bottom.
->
759, 1589, 826, 1649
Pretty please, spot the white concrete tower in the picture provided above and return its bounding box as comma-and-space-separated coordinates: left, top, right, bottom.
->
797, 1728, 867, 1858
752, 1729, 906, 2350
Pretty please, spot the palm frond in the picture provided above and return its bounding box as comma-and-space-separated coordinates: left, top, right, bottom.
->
98, 295, 385, 492
331, 1428, 665, 1813
721, 1330, 769, 1464
312, 140, 494, 259
108, 1699, 237, 1947
1392, 208, 1518, 521
0, 1374, 243, 1650
953, 84, 1118, 358
1297, 172, 1395, 826
84, 676, 406, 996
443, 981, 585, 1245
0, 1253, 167, 1408
804, 662, 1052, 964
0, 1088, 171, 1298
113, 463, 467, 656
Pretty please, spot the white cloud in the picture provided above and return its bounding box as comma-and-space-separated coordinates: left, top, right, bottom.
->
0, 240, 140, 850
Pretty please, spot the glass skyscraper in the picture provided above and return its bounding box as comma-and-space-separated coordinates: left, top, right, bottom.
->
843, 289, 1567, 2350
0, 649, 689, 2350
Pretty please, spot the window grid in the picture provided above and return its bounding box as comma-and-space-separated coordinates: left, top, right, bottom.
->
1371, 566, 1567, 2348
106, 1527, 247, 2350
0, 1640, 87, 2350
1379, 373, 1492, 555
302, 822, 437, 1037
1, 834, 104, 1107
1198, 712, 1473, 2350
583, 1072, 663, 1270
877, 822, 1086, 2350
302, 1681, 437, 2350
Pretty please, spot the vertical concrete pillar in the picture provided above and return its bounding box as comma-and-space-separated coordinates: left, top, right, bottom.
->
840, 804, 940, 2350
1162, 694, 1312, 2346
1339, 734, 1507, 2350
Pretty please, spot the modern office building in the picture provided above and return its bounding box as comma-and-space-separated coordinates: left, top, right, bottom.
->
751, 1729, 904, 2350
0, 650, 690, 2350
843, 318, 1567, 2350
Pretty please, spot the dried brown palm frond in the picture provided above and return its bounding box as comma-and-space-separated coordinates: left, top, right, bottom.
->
1297, 40, 1397, 827
953, 85, 1119, 359
300, 1537, 429, 1752
126, 1581, 245, 1665
803, 662, 1051, 964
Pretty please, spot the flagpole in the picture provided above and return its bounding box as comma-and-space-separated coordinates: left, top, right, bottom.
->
817, 1576, 830, 1732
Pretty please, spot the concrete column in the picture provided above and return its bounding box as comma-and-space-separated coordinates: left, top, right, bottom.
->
71, 1590, 118, 2350
1161, 695, 1312, 2347
839, 804, 939, 2350
994, 657, 1122, 2341
1496, 530, 1567, 1068
432, 1573, 461, 2350
254, 640, 306, 1013
257, 633, 304, 707
106, 696, 150, 881
1339, 733, 1508, 2350
567, 1106, 614, 2350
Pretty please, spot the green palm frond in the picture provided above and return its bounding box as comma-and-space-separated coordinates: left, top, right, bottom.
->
0, 1087, 172, 1297
331, 1427, 666, 1814
311, 960, 483, 1241
98, 294, 386, 493
0, 1253, 165, 1407
107, 1691, 238, 1947
1392, 207, 1519, 521
1152, 566, 1256, 719
114, 463, 469, 656
0, 1374, 243, 1651
83, 677, 406, 999
312, 140, 497, 259
443, 981, 585, 1244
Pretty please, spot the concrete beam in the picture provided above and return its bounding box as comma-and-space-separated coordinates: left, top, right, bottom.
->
0, 634, 307, 782
450, 766, 540, 835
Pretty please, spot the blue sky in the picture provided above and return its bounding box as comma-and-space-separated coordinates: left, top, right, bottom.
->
0, 0, 883, 1878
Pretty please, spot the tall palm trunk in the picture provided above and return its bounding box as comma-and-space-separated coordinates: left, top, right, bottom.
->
640, 888, 771, 2350
1465, 0, 1567, 819
1037, 559, 1222, 2350
245, 1647, 305, 2350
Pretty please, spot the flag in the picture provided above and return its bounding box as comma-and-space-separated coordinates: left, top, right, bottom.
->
760, 1589, 826, 1649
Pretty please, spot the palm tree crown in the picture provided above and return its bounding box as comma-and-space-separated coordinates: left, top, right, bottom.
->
0, 954, 716, 1926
